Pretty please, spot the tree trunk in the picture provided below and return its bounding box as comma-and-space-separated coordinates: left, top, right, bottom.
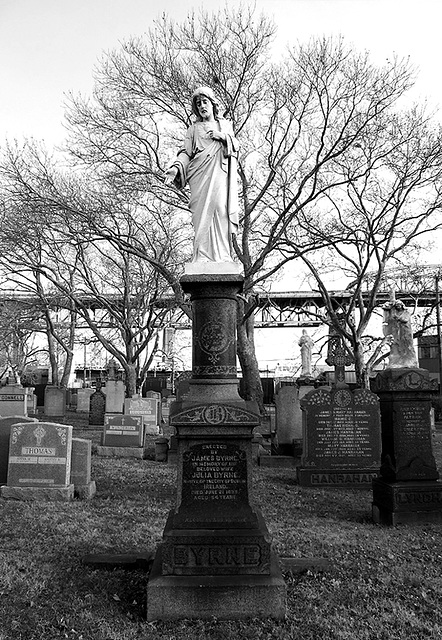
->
46, 331, 59, 386
60, 350, 74, 388
124, 363, 138, 398
353, 340, 367, 389
236, 299, 264, 413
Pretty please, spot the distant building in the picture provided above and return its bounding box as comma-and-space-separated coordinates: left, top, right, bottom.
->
418, 335, 441, 383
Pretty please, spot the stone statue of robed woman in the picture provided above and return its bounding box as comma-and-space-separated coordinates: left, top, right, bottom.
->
164, 86, 239, 266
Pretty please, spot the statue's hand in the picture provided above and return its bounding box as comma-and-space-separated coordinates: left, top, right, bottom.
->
163, 166, 178, 185
207, 130, 226, 142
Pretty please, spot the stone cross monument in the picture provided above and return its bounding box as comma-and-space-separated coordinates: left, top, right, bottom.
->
325, 313, 354, 388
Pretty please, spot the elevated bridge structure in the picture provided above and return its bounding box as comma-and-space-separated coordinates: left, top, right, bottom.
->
0, 288, 439, 329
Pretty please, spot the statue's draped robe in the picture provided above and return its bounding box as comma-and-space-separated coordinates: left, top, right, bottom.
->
172, 119, 239, 263
383, 304, 419, 368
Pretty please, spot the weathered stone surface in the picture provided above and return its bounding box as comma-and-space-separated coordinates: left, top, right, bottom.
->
71, 438, 92, 485
371, 367, 442, 525
180, 275, 243, 381
74, 481, 97, 500
0, 384, 27, 418
96, 445, 144, 459
146, 273, 286, 620
102, 415, 144, 447
44, 386, 66, 417
147, 546, 286, 621
145, 391, 162, 424
1, 484, 74, 501
6, 422, 72, 488
104, 380, 125, 414
372, 478, 442, 525
70, 437, 95, 499
274, 385, 301, 453
373, 368, 439, 482
0, 416, 38, 485
297, 386, 381, 487
89, 390, 106, 425
125, 397, 159, 435
76, 388, 94, 413
155, 437, 169, 462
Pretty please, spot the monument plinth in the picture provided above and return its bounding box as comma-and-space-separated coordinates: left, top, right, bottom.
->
146, 272, 286, 620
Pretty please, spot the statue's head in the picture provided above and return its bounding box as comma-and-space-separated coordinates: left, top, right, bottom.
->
191, 86, 220, 120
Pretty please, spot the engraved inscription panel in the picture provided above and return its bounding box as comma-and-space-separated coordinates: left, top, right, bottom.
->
302, 388, 381, 469
181, 443, 248, 505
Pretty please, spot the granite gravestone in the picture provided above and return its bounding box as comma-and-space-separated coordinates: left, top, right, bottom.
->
175, 379, 191, 402
0, 415, 38, 485
298, 316, 381, 487
44, 386, 66, 417
26, 389, 37, 415
372, 367, 442, 524
102, 415, 144, 448
70, 437, 96, 499
0, 383, 27, 417
145, 390, 162, 425
125, 397, 159, 436
77, 388, 94, 412
89, 384, 106, 426
1, 422, 74, 501
297, 387, 381, 487
371, 295, 442, 524
274, 385, 302, 455
104, 380, 125, 414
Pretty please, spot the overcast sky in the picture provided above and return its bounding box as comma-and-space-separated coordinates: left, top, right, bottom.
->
1, 0, 441, 146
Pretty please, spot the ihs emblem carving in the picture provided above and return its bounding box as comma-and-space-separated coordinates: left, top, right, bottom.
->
33, 425, 46, 446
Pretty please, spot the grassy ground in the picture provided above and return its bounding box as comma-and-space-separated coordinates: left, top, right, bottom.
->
1, 413, 442, 639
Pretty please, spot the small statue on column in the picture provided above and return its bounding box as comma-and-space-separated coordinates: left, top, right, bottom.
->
383, 290, 418, 369
298, 329, 314, 377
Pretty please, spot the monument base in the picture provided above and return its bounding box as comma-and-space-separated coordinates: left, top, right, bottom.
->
1, 484, 75, 501
297, 468, 378, 488
372, 478, 442, 525
146, 544, 286, 621
96, 445, 145, 459
74, 480, 97, 500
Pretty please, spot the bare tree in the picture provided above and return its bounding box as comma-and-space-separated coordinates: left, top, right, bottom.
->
0, 149, 186, 395
0, 298, 45, 381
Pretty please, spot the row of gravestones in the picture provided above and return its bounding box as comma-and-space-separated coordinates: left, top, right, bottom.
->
0, 417, 96, 500
270, 367, 442, 525
88, 385, 162, 434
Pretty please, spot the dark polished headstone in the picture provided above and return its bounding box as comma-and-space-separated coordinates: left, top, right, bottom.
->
146, 273, 286, 620
297, 386, 381, 488
372, 367, 442, 524
102, 415, 144, 448
89, 388, 106, 426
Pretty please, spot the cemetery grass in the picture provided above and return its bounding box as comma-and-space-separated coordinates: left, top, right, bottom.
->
1, 420, 442, 639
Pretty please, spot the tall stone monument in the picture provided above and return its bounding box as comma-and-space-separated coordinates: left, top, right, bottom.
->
372, 293, 442, 524
148, 87, 286, 619
146, 274, 286, 619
